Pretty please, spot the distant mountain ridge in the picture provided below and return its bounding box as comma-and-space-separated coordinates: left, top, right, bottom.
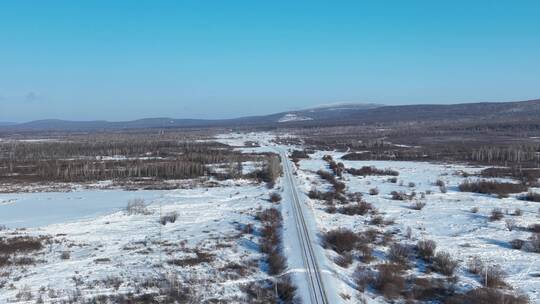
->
2, 99, 540, 131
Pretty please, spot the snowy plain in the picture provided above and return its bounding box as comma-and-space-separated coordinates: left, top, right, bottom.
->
1, 132, 539, 303
296, 150, 540, 303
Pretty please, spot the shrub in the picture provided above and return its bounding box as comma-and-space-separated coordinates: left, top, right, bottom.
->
510, 239, 525, 249
459, 180, 527, 196
411, 201, 426, 210
370, 215, 384, 226
325, 205, 337, 213
126, 198, 148, 215
369, 188, 379, 195
335, 252, 353, 268
467, 256, 484, 274
60, 251, 71, 260
410, 277, 453, 301
439, 184, 448, 193
513, 208, 523, 216
445, 287, 529, 304
357, 243, 374, 262
481, 265, 506, 288
417, 239, 437, 261
432, 251, 458, 276
0, 236, 43, 255
388, 243, 411, 265
338, 201, 373, 216
525, 233, 540, 253
347, 166, 399, 176
521, 191, 540, 202
391, 191, 415, 200
255, 208, 282, 225
160, 211, 178, 225
267, 250, 286, 275
290, 150, 309, 159
505, 218, 516, 231
269, 192, 282, 203
354, 266, 374, 291
528, 224, 540, 233
323, 229, 358, 254
373, 264, 406, 299
489, 208, 504, 221
276, 276, 297, 303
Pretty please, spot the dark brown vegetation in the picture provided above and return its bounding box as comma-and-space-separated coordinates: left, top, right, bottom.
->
459, 180, 528, 196
0, 236, 43, 255
269, 192, 282, 203
346, 166, 399, 176
388, 243, 412, 265
317, 169, 346, 193
417, 239, 437, 261
0, 137, 281, 186
520, 191, 540, 202
337, 201, 373, 216
444, 287, 529, 304
160, 212, 178, 225
373, 263, 406, 299
432, 251, 459, 276
481, 167, 540, 187
290, 149, 310, 159
0, 236, 44, 267
322, 229, 358, 254
254, 207, 296, 301
489, 208, 504, 221
167, 251, 214, 267
391, 191, 416, 200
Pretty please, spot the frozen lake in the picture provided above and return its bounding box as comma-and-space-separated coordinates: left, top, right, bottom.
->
0, 190, 166, 228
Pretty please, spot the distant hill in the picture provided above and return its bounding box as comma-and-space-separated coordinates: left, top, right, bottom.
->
2, 99, 540, 131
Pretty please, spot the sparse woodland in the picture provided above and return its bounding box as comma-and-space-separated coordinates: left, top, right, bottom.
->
0, 135, 280, 185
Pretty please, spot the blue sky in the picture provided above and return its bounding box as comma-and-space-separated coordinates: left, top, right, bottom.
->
0, 1, 539, 122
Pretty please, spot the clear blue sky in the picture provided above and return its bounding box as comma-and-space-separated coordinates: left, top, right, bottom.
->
0, 0, 539, 122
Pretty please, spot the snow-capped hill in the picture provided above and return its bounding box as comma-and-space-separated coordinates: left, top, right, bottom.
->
277, 113, 314, 123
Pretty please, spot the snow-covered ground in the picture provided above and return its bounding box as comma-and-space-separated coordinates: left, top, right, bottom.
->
2, 132, 539, 303
0, 189, 164, 228
296, 150, 540, 302
0, 180, 277, 303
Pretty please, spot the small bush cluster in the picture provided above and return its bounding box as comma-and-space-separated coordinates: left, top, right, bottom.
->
337, 201, 373, 216
373, 263, 406, 299
411, 201, 427, 210
126, 198, 150, 215
322, 229, 359, 254
317, 170, 346, 193
489, 208, 504, 221
255, 207, 296, 301
458, 180, 527, 196
0, 236, 44, 255
417, 239, 437, 261
520, 191, 540, 202
481, 166, 540, 186
347, 166, 399, 176
391, 191, 416, 200
322, 155, 345, 178
160, 211, 178, 225
388, 243, 412, 265
432, 251, 458, 276
369, 188, 379, 195
290, 150, 309, 159
445, 287, 529, 304
269, 192, 282, 203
